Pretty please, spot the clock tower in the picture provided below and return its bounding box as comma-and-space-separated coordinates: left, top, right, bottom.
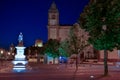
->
48, 2, 59, 40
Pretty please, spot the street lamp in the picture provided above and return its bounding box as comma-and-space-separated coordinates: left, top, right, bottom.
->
0, 50, 4, 66
0, 50, 3, 58
7, 52, 11, 60
1, 50, 3, 54
8, 52, 10, 55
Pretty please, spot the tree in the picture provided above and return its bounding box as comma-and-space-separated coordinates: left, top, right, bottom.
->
79, 0, 120, 76
44, 39, 60, 64
68, 23, 89, 69
59, 40, 70, 57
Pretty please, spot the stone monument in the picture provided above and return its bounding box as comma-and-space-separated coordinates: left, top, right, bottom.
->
12, 32, 28, 72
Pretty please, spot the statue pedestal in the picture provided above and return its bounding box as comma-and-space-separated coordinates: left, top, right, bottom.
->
12, 46, 28, 72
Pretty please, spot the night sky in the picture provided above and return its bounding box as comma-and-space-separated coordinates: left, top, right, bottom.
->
0, 0, 89, 49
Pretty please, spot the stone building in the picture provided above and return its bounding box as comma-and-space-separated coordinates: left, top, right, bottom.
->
47, 2, 94, 62
47, 2, 71, 41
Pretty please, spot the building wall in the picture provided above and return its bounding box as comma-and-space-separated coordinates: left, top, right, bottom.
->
49, 27, 58, 39
99, 49, 120, 62
59, 26, 71, 41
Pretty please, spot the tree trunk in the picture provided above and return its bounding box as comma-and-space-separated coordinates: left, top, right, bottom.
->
53, 58, 55, 64
104, 49, 108, 76
75, 57, 78, 70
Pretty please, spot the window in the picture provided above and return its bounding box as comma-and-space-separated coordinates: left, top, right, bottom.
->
52, 15, 56, 19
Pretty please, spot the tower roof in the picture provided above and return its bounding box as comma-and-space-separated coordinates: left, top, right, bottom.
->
49, 1, 58, 13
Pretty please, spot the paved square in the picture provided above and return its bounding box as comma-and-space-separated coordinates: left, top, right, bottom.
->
0, 62, 120, 80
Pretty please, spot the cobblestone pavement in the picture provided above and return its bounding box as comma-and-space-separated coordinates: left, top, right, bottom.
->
0, 62, 120, 80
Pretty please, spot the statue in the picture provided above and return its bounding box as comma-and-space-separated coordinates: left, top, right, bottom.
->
12, 32, 28, 72
18, 32, 23, 46
18, 32, 23, 42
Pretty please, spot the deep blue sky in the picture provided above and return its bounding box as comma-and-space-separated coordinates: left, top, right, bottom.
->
0, 0, 89, 49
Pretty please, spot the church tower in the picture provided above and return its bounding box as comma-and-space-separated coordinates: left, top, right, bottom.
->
48, 2, 59, 40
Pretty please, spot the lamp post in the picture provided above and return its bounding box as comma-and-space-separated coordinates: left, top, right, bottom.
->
0, 50, 3, 58
0, 50, 4, 66
1, 50, 3, 54
8, 52, 10, 60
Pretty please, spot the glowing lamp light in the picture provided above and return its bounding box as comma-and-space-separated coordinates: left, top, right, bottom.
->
12, 53, 14, 55
59, 56, 62, 60
1, 50, 3, 54
8, 52, 10, 55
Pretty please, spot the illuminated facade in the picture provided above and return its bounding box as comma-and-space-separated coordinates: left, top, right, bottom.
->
48, 2, 71, 41
35, 39, 43, 47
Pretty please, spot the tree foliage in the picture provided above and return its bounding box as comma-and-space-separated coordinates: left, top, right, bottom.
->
44, 39, 60, 58
68, 23, 89, 55
79, 0, 120, 50
58, 40, 70, 57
